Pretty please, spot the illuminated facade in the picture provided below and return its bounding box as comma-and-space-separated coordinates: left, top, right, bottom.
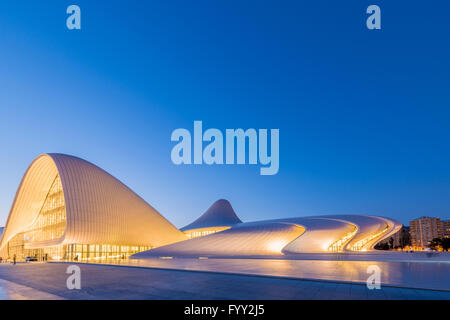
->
0, 154, 187, 261
133, 212, 402, 258
0, 153, 403, 262
410, 217, 442, 249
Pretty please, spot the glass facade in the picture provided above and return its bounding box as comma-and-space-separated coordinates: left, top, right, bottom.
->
7, 243, 151, 262
66, 244, 151, 261
24, 174, 66, 242
185, 227, 230, 239
327, 226, 358, 252
186, 230, 217, 239
5, 174, 151, 262
7, 174, 66, 260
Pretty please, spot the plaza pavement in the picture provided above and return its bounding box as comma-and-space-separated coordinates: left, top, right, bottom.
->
0, 262, 448, 300
71, 254, 450, 291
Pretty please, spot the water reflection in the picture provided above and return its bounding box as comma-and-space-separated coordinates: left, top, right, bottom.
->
78, 257, 450, 291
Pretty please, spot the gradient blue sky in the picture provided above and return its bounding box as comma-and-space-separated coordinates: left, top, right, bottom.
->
1, 1, 449, 227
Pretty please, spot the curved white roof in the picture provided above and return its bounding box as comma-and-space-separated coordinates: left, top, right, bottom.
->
180, 199, 242, 231
0, 153, 187, 255
133, 213, 402, 258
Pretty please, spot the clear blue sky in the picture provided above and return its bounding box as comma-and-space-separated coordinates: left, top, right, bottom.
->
1, 1, 449, 227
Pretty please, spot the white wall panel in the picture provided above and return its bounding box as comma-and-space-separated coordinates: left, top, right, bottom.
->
0, 153, 187, 256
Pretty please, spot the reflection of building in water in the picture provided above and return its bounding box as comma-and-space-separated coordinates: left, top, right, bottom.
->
410, 217, 442, 249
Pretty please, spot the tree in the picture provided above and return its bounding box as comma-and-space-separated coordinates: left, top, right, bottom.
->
399, 228, 411, 248
389, 237, 394, 249
441, 238, 450, 251
429, 238, 442, 251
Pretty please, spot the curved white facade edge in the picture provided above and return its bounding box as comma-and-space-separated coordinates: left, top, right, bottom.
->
0, 153, 187, 259
133, 214, 402, 258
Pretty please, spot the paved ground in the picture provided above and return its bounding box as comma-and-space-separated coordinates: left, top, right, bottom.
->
0, 263, 449, 300
0, 278, 64, 300
136, 251, 450, 262
77, 256, 450, 291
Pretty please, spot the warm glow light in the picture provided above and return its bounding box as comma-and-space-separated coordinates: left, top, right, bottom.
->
350, 225, 390, 251
267, 240, 286, 253
185, 227, 231, 239
327, 226, 358, 252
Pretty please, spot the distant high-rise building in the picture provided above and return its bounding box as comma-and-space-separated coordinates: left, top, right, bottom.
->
442, 220, 450, 239
410, 217, 442, 249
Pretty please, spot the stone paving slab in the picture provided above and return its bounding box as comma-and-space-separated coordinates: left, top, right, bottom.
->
68, 257, 450, 291
0, 263, 448, 300
0, 278, 64, 300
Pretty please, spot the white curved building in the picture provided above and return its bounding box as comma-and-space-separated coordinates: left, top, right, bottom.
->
0, 153, 402, 261
180, 199, 242, 238
0, 153, 187, 261
133, 209, 402, 258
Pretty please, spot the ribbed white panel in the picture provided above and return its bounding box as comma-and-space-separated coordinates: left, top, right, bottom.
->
50, 154, 187, 247
280, 218, 356, 253
0, 155, 59, 256
134, 222, 305, 257
0, 153, 187, 255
